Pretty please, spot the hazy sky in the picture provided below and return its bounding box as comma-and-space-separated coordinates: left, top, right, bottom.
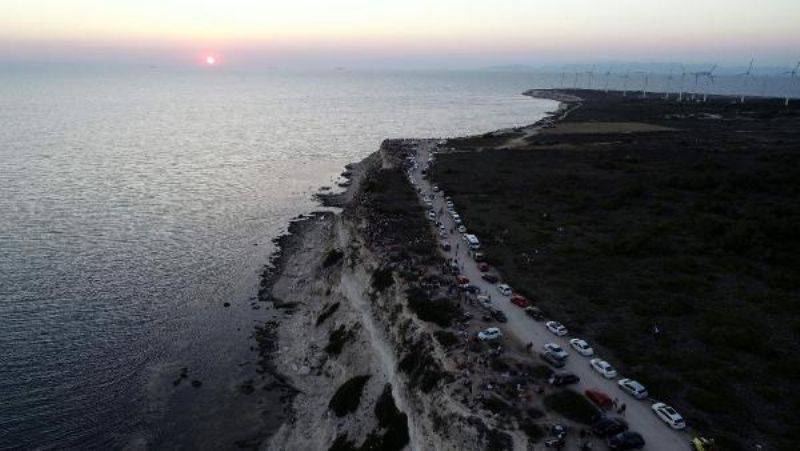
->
2, 0, 798, 68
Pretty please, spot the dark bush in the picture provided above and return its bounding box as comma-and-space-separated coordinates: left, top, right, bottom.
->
372, 267, 394, 293
520, 419, 545, 442
405, 287, 462, 327
329, 375, 371, 417
325, 325, 354, 355
433, 330, 459, 348
543, 390, 601, 424
329, 434, 356, 451
398, 346, 450, 393
372, 384, 410, 451
316, 302, 340, 326
323, 248, 344, 268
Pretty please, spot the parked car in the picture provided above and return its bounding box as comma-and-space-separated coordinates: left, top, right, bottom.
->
569, 338, 594, 356
618, 378, 649, 399
652, 402, 686, 429
440, 240, 451, 251
592, 417, 628, 438
497, 284, 512, 296
477, 295, 492, 309
549, 372, 580, 387
585, 389, 614, 410
456, 275, 469, 288
590, 359, 618, 379
427, 211, 436, 221
477, 262, 489, 272
466, 284, 481, 294
481, 274, 499, 284
524, 306, 544, 320
607, 431, 645, 450
457, 225, 467, 233
472, 251, 485, 262
540, 352, 566, 368
545, 321, 568, 336
477, 327, 503, 341
543, 343, 569, 360
510, 294, 531, 308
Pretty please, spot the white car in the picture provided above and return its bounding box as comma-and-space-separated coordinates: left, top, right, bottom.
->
590, 358, 618, 378
446, 201, 454, 208
543, 343, 569, 360
497, 284, 512, 296
569, 338, 594, 356
652, 402, 686, 429
478, 327, 503, 341
618, 378, 649, 399
545, 321, 568, 337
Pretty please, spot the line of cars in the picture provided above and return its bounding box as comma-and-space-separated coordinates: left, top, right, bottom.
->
413, 148, 687, 448
529, 301, 688, 447
489, 277, 687, 446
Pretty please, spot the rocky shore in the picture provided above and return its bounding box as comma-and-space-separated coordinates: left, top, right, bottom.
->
254, 137, 566, 451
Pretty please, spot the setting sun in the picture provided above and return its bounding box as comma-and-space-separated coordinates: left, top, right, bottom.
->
205, 55, 216, 65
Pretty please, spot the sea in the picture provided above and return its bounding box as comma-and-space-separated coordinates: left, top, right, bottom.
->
0, 66, 561, 449
1, 65, 795, 449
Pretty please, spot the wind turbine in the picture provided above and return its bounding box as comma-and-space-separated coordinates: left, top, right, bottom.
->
677, 65, 688, 102
692, 64, 717, 102
586, 65, 596, 89
664, 66, 675, 100
634, 71, 650, 98
783, 61, 799, 106
620, 71, 632, 96
603, 69, 612, 93
736, 59, 755, 103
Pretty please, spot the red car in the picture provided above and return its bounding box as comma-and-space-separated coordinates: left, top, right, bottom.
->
457, 275, 470, 287
585, 389, 614, 410
478, 262, 490, 272
510, 294, 531, 308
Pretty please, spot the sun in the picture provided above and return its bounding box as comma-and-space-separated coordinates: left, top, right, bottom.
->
205, 55, 216, 65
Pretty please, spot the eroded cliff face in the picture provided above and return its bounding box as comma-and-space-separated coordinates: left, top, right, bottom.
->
262, 140, 511, 451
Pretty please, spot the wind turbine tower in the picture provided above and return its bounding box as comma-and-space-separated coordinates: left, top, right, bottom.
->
620, 71, 631, 96
586, 65, 596, 89
677, 65, 688, 102
737, 59, 755, 103
692, 64, 717, 102
664, 66, 675, 100
785, 61, 799, 106
603, 69, 612, 93
634, 71, 650, 98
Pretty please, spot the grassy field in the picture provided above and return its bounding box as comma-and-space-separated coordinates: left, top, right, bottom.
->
431, 90, 800, 450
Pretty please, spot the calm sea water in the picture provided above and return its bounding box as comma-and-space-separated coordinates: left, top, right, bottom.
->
0, 66, 561, 449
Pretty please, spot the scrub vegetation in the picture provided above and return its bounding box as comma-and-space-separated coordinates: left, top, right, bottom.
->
432, 90, 800, 450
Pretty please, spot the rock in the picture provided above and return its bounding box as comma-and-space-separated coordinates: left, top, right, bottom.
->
191, 380, 202, 388
223, 302, 231, 307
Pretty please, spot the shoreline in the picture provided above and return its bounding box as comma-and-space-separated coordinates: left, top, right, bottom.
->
252, 87, 799, 448
251, 96, 566, 449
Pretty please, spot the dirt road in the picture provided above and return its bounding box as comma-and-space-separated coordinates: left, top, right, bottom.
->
410, 140, 693, 451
